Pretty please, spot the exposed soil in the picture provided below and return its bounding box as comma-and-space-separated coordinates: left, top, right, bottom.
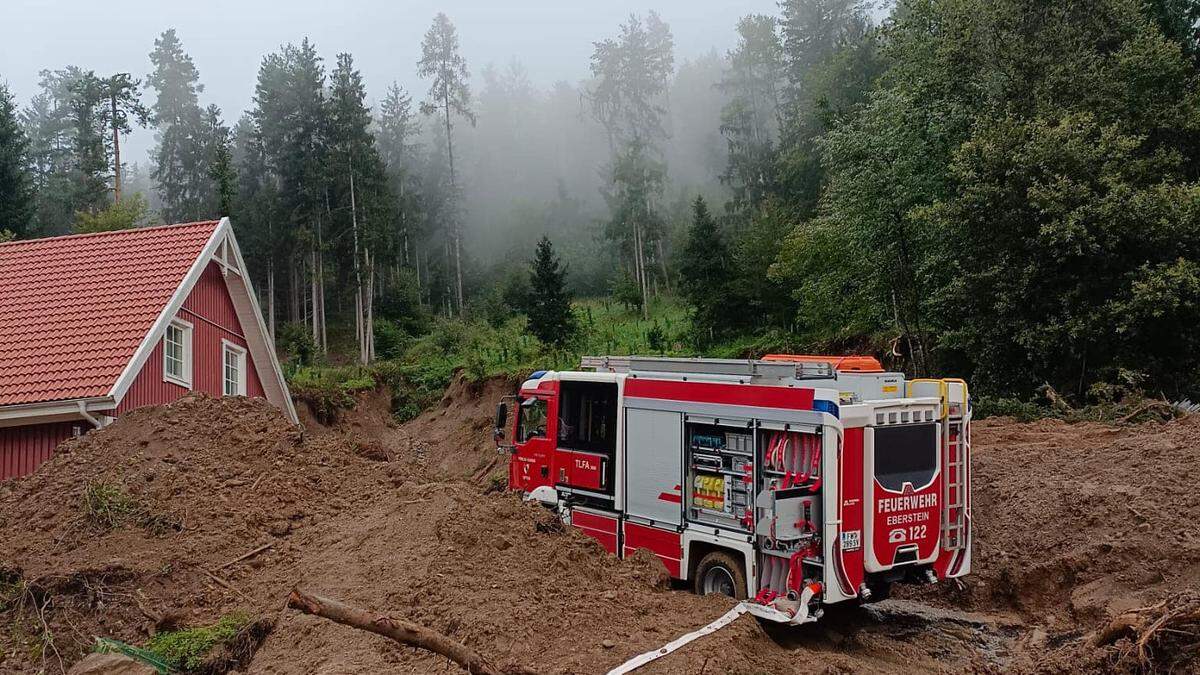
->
1, 377, 1198, 674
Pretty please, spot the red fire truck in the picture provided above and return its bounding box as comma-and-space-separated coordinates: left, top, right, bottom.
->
494, 355, 971, 624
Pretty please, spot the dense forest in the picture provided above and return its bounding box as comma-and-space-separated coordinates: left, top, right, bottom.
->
3, 0, 1200, 405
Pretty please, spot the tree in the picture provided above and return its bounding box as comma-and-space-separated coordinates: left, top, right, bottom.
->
73, 192, 151, 233
589, 13, 676, 316
328, 52, 394, 363
0, 84, 33, 237
418, 12, 475, 315
377, 82, 422, 276
679, 197, 734, 346
148, 29, 211, 222
21, 76, 75, 235
719, 15, 785, 213
774, 0, 1200, 401
526, 236, 577, 346
203, 104, 235, 218
588, 12, 676, 149
97, 73, 149, 203
64, 69, 111, 218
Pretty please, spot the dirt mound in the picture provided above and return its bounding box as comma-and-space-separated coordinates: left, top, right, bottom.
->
398, 373, 518, 482
7, 382, 1199, 674
0, 393, 408, 673
0, 387, 993, 674
907, 416, 1200, 672
297, 373, 518, 483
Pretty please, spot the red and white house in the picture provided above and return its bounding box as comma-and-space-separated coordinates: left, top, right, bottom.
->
0, 218, 297, 480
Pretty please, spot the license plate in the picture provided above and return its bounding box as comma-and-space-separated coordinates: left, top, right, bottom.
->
841, 530, 862, 551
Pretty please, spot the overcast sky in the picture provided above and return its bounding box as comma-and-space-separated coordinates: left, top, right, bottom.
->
2, 0, 781, 162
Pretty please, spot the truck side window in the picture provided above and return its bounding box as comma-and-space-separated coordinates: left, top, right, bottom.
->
518, 398, 548, 442
557, 381, 618, 455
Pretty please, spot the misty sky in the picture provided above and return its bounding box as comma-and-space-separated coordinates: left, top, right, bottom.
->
3, 0, 780, 162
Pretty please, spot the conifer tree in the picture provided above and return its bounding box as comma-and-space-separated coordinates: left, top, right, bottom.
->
679, 196, 733, 346
418, 12, 474, 315
148, 29, 210, 221
0, 84, 33, 237
526, 236, 577, 346
97, 73, 149, 203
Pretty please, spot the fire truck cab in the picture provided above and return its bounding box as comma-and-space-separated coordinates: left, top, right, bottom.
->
495, 355, 971, 624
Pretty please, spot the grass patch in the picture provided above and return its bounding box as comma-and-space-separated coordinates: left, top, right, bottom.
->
81, 481, 139, 531
143, 613, 251, 672
287, 365, 380, 424
80, 481, 179, 535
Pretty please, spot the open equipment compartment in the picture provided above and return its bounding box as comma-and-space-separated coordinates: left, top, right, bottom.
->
754, 423, 824, 598
684, 416, 754, 532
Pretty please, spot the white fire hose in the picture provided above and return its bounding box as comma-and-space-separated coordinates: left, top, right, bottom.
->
606, 584, 820, 675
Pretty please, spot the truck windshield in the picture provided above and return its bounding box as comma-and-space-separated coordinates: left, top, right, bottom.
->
518, 398, 548, 442
874, 423, 938, 491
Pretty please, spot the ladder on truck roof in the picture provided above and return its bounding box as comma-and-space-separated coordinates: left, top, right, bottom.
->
580, 355, 834, 384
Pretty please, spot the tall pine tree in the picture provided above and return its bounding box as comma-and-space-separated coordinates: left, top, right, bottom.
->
418, 12, 474, 315
148, 29, 214, 222
0, 84, 33, 237
329, 52, 394, 363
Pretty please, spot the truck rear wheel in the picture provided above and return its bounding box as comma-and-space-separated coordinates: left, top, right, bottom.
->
693, 551, 747, 600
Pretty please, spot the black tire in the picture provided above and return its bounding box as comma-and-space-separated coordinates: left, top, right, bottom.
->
861, 579, 892, 604
693, 551, 748, 600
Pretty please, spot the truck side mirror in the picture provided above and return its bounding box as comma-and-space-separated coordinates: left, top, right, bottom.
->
494, 402, 508, 442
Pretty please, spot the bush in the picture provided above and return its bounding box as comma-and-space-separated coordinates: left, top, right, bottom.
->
973, 396, 1045, 422
276, 323, 317, 367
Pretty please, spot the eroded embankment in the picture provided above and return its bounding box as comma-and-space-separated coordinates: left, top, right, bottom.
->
1, 378, 1197, 673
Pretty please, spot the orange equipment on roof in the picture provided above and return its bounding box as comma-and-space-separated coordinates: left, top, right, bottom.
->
762, 354, 884, 373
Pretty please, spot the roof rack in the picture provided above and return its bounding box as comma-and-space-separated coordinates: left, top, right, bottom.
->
579, 356, 834, 384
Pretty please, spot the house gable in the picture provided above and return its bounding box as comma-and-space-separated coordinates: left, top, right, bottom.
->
118, 262, 267, 413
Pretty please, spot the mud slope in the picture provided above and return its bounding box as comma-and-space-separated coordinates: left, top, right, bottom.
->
3, 386, 1198, 673
907, 416, 1200, 671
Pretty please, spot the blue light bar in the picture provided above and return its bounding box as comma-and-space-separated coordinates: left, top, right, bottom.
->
812, 399, 840, 418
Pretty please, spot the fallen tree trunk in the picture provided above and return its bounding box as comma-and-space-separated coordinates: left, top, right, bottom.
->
286, 588, 519, 675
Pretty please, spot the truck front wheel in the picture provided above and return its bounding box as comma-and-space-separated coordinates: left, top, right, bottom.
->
693, 551, 747, 600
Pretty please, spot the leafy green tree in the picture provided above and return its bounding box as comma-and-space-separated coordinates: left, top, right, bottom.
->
73, 192, 151, 233
1145, 0, 1200, 62
526, 236, 577, 346
679, 197, 735, 346
22, 76, 76, 235
776, 0, 1200, 399
0, 84, 33, 237
418, 12, 475, 315
602, 138, 668, 317
65, 70, 111, 217
588, 12, 676, 149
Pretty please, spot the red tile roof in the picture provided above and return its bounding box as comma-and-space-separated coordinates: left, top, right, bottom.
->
0, 221, 220, 406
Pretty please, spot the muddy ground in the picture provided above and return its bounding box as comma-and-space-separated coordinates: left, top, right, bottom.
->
1, 375, 1198, 673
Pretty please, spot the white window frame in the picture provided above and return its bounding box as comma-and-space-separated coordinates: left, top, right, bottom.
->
162, 318, 193, 389
221, 339, 248, 397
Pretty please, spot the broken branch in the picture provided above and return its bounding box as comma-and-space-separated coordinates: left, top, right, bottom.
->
287, 588, 530, 675
216, 543, 274, 570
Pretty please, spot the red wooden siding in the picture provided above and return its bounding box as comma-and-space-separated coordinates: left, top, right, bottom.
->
0, 422, 81, 480
119, 262, 265, 413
